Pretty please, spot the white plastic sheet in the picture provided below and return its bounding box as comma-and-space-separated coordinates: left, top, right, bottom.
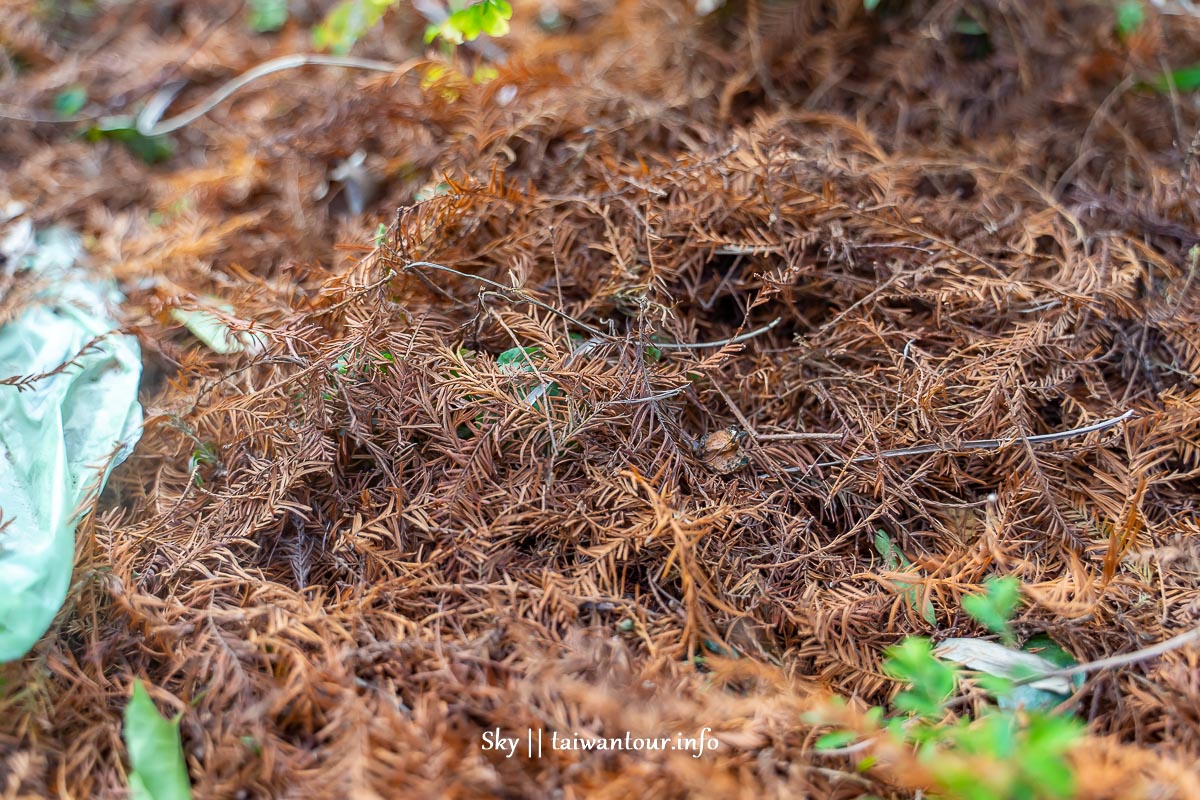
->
0, 226, 142, 661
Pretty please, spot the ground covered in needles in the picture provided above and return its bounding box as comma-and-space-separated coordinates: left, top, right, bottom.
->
2, 0, 1200, 797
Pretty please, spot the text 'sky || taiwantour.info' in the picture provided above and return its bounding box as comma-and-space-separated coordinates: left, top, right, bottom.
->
480, 727, 722, 759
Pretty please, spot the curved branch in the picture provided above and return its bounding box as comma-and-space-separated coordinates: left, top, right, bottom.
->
137, 54, 414, 136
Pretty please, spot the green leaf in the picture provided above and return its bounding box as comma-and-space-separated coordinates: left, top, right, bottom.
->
497, 345, 540, 370
952, 13, 986, 36
974, 672, 1015, 698
189, 442, 216, 486
313, 0, 398, 54
815, 730, 857, 750
702, 638, 738, 658
1021, 749, 1076, 798
189, 443, 217, 471
84, 117, 174, 164
123, 681, 192, 800
1021, 634, 1084, 691
248, 0, 288, 33
425, 0, 513, 46
472, 64, 499, 84
54, 85, 87, 117
885, 716, 907, 741
873, 530, 936, 625
864, 0, 881, 9
873, 529, 904, 570
1116, 1, 1145, 38
1149, 64, 1200, 93
884, 637, 958, 719
1025, 712, 1084, 752
908, 586, 936, 626
479, 7, 509, 37
962, 576, 1020, 640
496, 346, 558, 406
1020, 714, 1084, 797
952, 711, 1017, 758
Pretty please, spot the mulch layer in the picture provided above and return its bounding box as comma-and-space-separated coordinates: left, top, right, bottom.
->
3, 0, 1200, 797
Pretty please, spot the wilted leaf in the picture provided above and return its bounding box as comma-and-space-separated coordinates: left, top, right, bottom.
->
171, 300, 266, 355
934, 637, 1073, 701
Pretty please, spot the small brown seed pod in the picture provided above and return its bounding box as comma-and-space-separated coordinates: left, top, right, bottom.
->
691, 426, 751, 474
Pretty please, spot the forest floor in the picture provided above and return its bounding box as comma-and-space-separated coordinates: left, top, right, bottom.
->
3, 1, 1200, 798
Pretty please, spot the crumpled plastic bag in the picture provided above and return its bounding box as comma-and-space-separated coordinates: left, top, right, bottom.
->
0, 224, 142, 662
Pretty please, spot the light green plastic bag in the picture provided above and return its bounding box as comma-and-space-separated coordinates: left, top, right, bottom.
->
0, 227, 142, 662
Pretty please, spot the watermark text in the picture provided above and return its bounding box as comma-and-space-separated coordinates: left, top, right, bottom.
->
481, 727, 721, 759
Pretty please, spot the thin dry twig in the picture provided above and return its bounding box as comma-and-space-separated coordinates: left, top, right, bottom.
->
784, 410, 1135, 471
137, 54, 416, 136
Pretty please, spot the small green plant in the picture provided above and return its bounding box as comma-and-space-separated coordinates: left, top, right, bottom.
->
54, 85, 87, 118
1150, 64, 1200, 93
248, 0, 289, 33
496, 345, 540, 369
83, 117, 174, 164
874, 530, 936, 625
949, 9, 992, 59
497, 345, 562, 407
313, 0, 399, 53
1115, 0, 1145, 38
961, 576, 1020, 646
313, 0, 512, 54
813, 576, 1084, 800
884, 637, 959, 719
424, 0, 512, 46
327, 347, 399, 383
188, 443, 217, 486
